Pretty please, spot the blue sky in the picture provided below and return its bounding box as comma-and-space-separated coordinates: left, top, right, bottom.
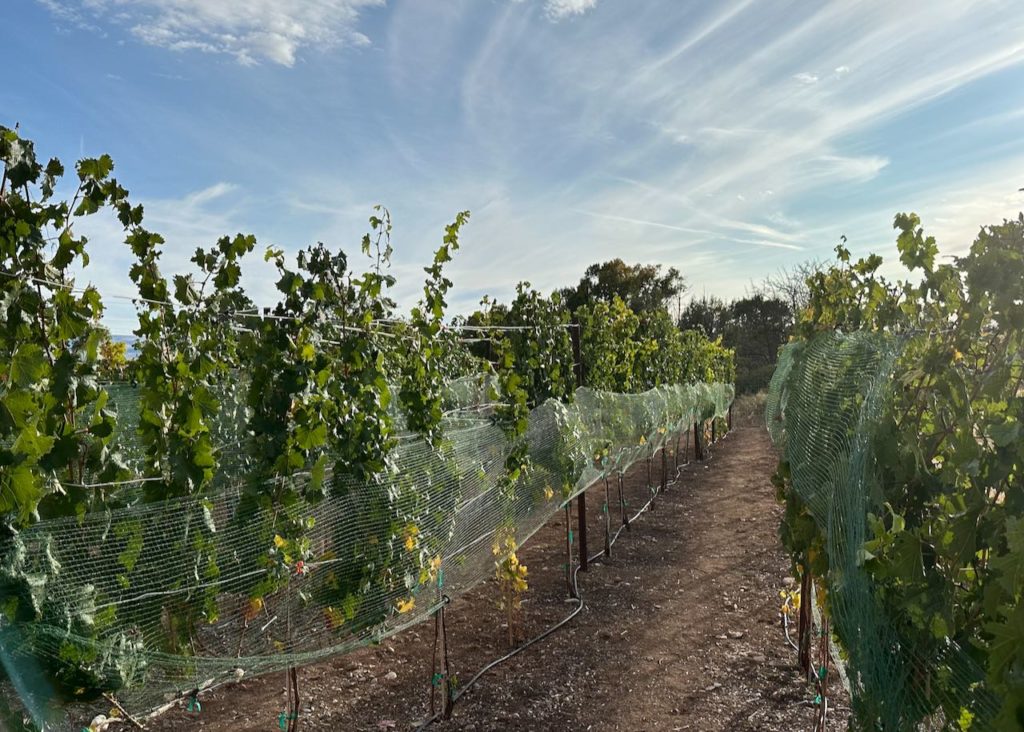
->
3, 0, 1024, 331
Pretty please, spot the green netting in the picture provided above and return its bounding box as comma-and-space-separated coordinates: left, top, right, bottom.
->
766, 332, 1002, 729
1, 379, 732, 729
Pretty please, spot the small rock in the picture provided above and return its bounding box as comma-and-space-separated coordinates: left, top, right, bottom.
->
384, 671, 397, 681
727, 630, 744, 639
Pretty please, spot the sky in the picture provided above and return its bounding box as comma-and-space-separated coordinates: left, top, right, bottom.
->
3, 0, 1024, 332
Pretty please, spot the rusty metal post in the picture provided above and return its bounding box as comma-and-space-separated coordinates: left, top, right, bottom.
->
661, 443, 668, 493
674, 430, 680, 472
439, 604, 453, 720
618, 473, 629, 530
603, 476, 612, 558
570, 323, 588, 572
647, 456, 654, 509
564, 504, 575, 598
798, 565, 813, 677
577, 492, 588, 573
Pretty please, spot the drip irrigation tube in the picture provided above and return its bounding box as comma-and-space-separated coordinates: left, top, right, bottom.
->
414, 427, 729, 730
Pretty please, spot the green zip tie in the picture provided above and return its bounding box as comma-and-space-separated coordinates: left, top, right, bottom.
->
568, 530, 573, 544
814, 694, 822, 706
279, 712, 287, 730
187, 696, 201, 713
431, 672, 445, 687
602, 503, 608, 513
819, 665, 827, 679
437, 569, 444, 588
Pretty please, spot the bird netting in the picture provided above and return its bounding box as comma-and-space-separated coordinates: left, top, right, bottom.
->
0, 377, 732, 729
766, 331, 1004, 730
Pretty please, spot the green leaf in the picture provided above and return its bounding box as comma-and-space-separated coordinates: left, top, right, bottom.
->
10, 344, 46, 387
986, 603, 1024, 681
991, 517, 1024, 595
989, 418, 1021, 448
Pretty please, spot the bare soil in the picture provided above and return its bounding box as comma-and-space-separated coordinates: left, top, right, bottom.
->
148, 420, 850, 732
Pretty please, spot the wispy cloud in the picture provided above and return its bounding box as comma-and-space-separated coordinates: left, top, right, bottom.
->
810, 154, 890, 183
575, 209, 717, 238
544, 0, 599, 20
17, 0, 1024, 314
36, 0, 383, 66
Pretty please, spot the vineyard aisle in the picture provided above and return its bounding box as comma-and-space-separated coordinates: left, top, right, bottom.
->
151, 420, 844, 731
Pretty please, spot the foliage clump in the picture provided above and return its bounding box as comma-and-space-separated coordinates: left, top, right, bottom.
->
773, 212, 1024, 729
0, 127, 735, 713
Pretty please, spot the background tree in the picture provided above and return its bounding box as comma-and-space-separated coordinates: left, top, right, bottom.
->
757, 258, 827, 319
560, 259, 685, 314
95, 327, 131, 381
678, 293, 791, 394
677, 295, 729, 339
721, 295, 791, 394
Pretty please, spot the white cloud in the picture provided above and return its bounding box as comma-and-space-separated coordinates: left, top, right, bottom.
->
182, 182, 238, 207
545, 0, 598, 20
37, 0, 1024, 313
811, 154, 890, 182
37, 0, 382, 66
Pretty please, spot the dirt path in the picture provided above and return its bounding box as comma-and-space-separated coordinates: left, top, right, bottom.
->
150, 422, 848, 731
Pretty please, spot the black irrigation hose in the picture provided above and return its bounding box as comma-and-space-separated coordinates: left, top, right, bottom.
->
414, 426, 730, 731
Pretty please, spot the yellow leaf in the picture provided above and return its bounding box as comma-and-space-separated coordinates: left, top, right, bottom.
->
396, 597, 415, 614
638, 435, 647, 445
273, 534, 286, 549
544, 485, 554, 501
404, 535, 416, 552
244, 596, 264, 621
324, 606, 345, 629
